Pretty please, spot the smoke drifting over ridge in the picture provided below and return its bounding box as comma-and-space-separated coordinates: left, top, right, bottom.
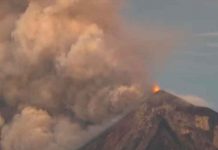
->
0, 0, 174, 150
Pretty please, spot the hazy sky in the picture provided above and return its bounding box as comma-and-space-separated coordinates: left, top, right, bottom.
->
126, 0, 218, 110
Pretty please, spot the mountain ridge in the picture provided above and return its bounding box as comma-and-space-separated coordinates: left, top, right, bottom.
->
78, 91, 218, 150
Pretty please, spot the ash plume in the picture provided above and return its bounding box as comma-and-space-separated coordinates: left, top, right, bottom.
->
0, 0, 174, 150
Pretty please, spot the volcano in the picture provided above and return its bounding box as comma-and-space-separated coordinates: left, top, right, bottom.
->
78, 91, 218, 150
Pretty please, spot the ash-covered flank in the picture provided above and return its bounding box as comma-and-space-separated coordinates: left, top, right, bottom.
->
78, 91, 218, 150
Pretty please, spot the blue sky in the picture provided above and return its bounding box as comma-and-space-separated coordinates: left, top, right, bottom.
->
125, 0, 218, 110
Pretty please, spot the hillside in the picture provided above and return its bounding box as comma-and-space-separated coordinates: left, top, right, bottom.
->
78, 91, 218, 150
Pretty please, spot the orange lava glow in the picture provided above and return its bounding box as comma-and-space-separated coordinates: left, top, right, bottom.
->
152, 85, 160, 93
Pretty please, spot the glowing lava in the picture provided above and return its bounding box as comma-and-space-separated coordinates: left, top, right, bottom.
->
152, 85, 160, 93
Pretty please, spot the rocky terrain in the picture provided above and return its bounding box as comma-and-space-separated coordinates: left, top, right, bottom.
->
78, 91, 218, 150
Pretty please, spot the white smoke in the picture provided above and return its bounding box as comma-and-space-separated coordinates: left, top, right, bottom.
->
179, 95, 208, 107
0, 0, 174, 149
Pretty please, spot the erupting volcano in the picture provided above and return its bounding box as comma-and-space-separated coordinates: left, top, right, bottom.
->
78, 91, 218, 150
0, 0, 216, 150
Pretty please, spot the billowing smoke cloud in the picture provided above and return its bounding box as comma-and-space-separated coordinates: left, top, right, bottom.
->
0, 0, 174, 149
1, 107, 121, 150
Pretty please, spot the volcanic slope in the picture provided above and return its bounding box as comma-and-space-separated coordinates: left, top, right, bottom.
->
78, 91, 218, 150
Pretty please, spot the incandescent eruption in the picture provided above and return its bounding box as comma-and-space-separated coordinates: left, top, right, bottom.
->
0, 0, 175, 150
152, 84, 161, 93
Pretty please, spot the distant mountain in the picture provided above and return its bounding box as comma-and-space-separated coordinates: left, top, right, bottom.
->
78, 91, 218, 150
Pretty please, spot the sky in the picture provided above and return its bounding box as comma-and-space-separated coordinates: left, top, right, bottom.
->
126, 0, 218, 110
